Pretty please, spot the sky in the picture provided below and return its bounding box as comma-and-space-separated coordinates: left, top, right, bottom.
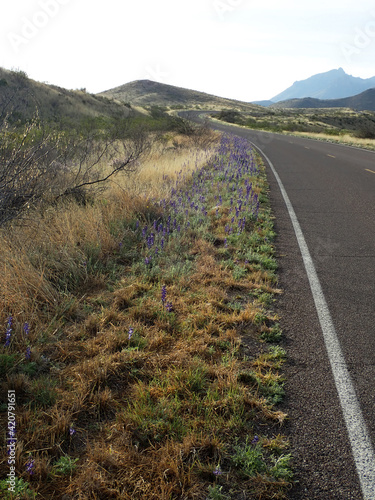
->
1, 0, 375, 101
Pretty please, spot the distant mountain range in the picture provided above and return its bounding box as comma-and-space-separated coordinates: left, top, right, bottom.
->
269, 88, 375, 111
252, 69, 375, 111
271, 68, 375, 102
3, 65, 375, 123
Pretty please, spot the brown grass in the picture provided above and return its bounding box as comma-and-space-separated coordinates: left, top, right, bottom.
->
0, 133, 291, 499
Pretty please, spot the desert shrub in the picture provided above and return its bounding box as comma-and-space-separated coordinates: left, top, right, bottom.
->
217, 109, 242, 124
0, 112, 151, 225
354, 124, 375, 139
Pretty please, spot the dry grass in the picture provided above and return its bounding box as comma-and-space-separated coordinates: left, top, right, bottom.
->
0, 133, 291, 499
292, 131, 375, 150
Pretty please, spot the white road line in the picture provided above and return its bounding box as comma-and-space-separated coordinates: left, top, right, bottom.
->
253, 144, 375, 500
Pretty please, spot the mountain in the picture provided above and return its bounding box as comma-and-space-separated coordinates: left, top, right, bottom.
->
252, 100, 275, 107
271, 68, 375, 102
0, 67, 132, 124
270, 88, 375, 111
99, 79, 260, 112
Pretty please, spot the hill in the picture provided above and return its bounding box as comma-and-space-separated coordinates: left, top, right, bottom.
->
252, 100, 275, 107
270, 88, 375, 111
271, 68, 375, 102
99, 79, 260, 112
0, 67, 132, 125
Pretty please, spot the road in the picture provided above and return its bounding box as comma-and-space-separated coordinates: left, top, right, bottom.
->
182, 112, 375, 499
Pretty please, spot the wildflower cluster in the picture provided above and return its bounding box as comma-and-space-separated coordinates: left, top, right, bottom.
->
135, 135, 260, 265
4, 316, 12, 347
3, 317, 32, 361
26, 455, 35, 475
161, 285, 173, 312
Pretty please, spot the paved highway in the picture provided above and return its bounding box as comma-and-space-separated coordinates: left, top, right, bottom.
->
183, 113, 375, 499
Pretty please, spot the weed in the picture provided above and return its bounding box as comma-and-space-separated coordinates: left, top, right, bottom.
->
0, 353, 17, 377
53, 456, 79, 475
0, 477, 36, 499
270, 454, 293, 480
30, 376, 57, 408
207, 484, 230, 500
233, 437, 265, 477
261, 324, 283, 343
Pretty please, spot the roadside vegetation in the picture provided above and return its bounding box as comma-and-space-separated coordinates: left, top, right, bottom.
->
1, 83, 292, 499
216, 107, 375, 150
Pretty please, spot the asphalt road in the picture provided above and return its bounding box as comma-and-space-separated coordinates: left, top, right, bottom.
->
183, 113, 375, 499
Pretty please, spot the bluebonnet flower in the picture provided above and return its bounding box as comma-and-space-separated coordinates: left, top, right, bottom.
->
69, 427, 76, 436
25, 347, 31, 360
165, 302, 173, 313
26, 456, 35, 475
145, 256, 151, 265
128, 327, 134, 340
213, 465, 222, 476
23, 322, 30, 336
4, 316, 12, 347
161, 285, 167, 304
252, 436, 259, 445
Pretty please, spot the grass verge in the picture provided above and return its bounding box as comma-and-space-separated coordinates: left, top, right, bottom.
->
0, 134, 292, 499
214, 108, 375, 151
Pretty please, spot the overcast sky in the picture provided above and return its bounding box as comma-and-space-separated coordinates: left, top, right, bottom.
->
1, 0, 375, 101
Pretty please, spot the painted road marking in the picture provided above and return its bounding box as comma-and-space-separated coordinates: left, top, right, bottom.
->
365, 169, 375, 174
253, 143, 375, 500
327, 154, 336, 158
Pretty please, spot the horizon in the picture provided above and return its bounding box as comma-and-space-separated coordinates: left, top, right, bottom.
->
1, 1, 375, 101
2, 65, 374, 105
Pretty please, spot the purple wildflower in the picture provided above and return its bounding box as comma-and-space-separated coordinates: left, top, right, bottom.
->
165, 302, 173, 313
25, 347, 31, 360
69, 427, 76, 436
4, 316, 12, 347
23, 322, 30, 336
26, 456, 35, 475
128, 327, 134, 340
213, 465, 222, 476
252, 435, 259, 445
161, 285, 167, 304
